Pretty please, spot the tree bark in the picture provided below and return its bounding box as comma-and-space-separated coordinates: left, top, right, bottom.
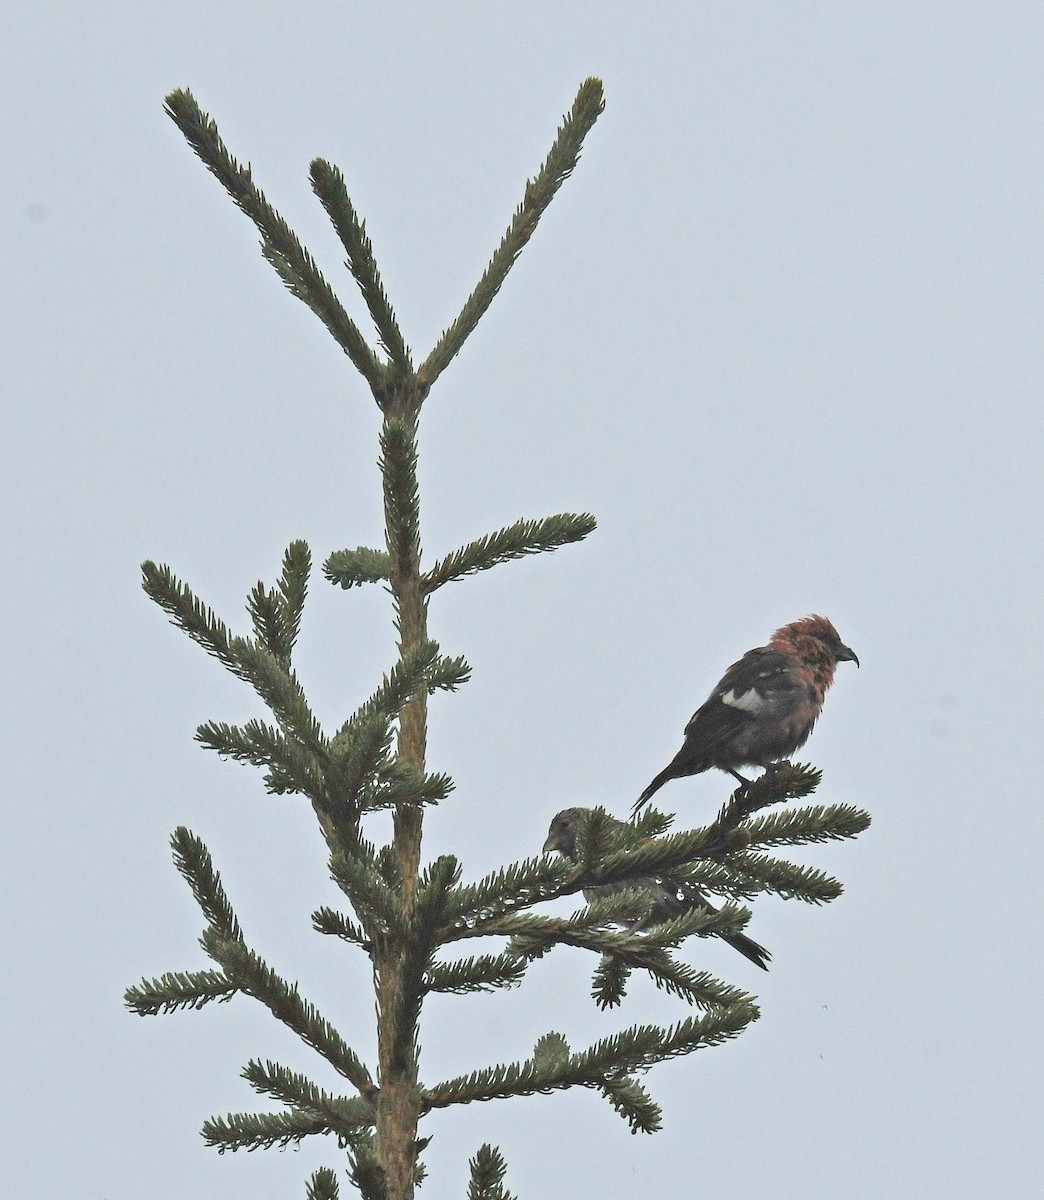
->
375, 387, 427, 1200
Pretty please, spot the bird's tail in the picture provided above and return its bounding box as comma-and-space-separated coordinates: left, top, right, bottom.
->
632, 765, 675, 814
634, 739, 712, 814
720, 929, 771, 972
674, 884, 771, 971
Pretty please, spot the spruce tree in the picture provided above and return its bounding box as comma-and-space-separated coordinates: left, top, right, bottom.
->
127, 79, 870, 1200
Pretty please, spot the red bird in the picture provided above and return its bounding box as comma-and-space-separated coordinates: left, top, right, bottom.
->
634, 615, 858, 812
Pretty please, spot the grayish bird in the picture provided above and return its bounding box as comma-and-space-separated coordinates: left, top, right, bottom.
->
543, 807, 770, 971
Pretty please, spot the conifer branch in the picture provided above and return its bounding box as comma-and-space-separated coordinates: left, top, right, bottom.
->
532, 1030, 570, 1071
329, 848, 408, 943
483, 893, 728, 949
591, 954, 632, 1009
669, 858, 762, 901
424, 1006, 755, 1111
726, 853, 844, 904
425, 654, 472, 693
502, 906, 757, 1010
439, 856, 574, 936
201, 933, 376, 1096
203, 1109, 331, 1153
142, 564, 329, 769
330, 712, 395, 806
459, 881, 761, 1011
310, 158, 411, 371
163, 89, 386, 395
171, 827, 244, 942
638, 901, 757, 946
599, 1074, 662, 1135
641, 952, 753, 1009
348, 1134, 389, 1200
740, 803, 872, 850
312, 906, 370, 949
571, 806, 626, 866
367, 764, 454, 809
665, 856, 823, 904
425, 951, 529, 995
380, 414, 421, 568
278, 539, 311, 655
141, 561, 236, 669
419, 78, 605, 386
582, 769, 828, 889
630, 807, 676, 839
307, 1167, 342, 1200
422, 513, 597, 594
324, 546, 392, 589
195, 718, 325, 799
124, 968, 237, 1015
339, 641, 441, 733
229, 637, 327, 752
467, 1145, 516, 1200
242, 1059, 376, 1141
246, 543, 311, 666
486, 890, 643, 940
324, 641, 461, 810
389, 856, 464, 1051
414, 855, 464, 942
720, 762, 823, 825
590, 822, 745, 885
247, 581, 293, 665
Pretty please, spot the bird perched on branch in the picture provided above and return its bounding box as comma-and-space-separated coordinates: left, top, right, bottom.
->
635, 614, 858, 813
543, 807, 770, 971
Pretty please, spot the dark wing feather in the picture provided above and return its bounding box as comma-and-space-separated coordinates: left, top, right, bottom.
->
633, 649, 802, 811
588, 875, 771, 971
650, 879, 771, 970
680, 648, 800, 758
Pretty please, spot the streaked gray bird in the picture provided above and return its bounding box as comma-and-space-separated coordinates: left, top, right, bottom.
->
543, 806, 770, 971
635, 614, 858, 812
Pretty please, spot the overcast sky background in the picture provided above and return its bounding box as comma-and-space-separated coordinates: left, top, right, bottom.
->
4, 4, 1043, 1197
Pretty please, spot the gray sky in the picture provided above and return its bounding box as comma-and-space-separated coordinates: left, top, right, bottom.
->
4, 4, 1043, 1197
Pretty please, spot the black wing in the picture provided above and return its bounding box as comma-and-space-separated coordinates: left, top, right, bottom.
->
633, 647, 802, 811
680, 647, 799, 758
593, 876, 772, 971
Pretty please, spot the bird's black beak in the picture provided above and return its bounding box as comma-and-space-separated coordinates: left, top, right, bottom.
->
542, 832, 560, 854
837, 644, 860, 667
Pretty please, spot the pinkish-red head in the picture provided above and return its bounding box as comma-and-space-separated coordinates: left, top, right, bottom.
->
770, 615, 859, 697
